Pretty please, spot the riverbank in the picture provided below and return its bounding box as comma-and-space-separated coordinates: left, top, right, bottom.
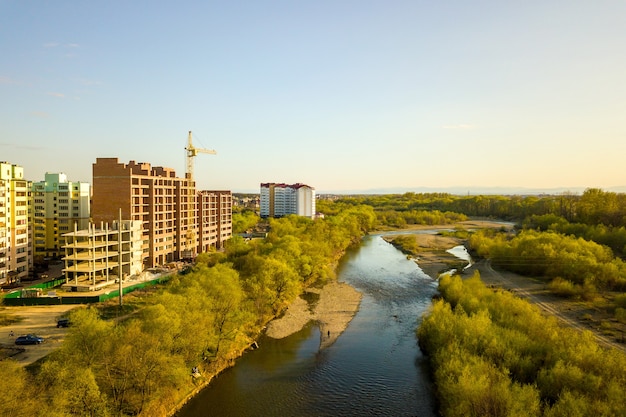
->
381, 221, 626, 354
170, 282, 362, 416
265, 281, 362, 349
171, 220, 508, 416
381, 219, 509, 279
265, 220, 504, 344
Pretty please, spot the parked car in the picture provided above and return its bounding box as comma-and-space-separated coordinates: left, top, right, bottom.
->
56, 318, 70, 328
15, 334, 44, 345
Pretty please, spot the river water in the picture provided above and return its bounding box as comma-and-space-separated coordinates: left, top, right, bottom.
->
176, 233, 464, 417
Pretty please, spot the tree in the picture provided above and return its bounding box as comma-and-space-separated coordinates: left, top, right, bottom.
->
36, 361, 109, 417
60, 307, 114, 368
0, 360, 40, 417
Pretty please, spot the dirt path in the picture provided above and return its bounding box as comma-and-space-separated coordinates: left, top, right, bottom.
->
471, 260, 626, 353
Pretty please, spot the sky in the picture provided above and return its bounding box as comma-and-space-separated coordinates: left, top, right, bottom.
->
1, 1, 625, 194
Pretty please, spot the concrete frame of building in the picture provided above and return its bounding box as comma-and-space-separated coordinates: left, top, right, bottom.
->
197, 190, 233, 253
62, 220, 142, 291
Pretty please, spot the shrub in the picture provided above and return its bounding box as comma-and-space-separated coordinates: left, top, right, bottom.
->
615, 293, 626, 309
547, 277, 577, 298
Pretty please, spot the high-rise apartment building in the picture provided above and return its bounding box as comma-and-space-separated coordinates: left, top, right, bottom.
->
198, 190, 233, 253
0, 162, 31, 284
92, 158, 231, 268
260, 183, 316, 219
32, 173, 91, 259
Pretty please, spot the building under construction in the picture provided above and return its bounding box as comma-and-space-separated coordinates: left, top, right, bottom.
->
91, 155, 232, 269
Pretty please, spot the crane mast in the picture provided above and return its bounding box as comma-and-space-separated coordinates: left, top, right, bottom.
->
182, 130, 217, 260
185, 130, 216, 180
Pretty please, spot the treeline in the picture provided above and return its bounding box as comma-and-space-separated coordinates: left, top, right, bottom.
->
468, 229, 626, 293
376, 209, 467, 228
523, 213, 626, 257
323, 188, 626, 228
418, 273, 626, 417
317, 199, 466, 228
0, 205, 376, 417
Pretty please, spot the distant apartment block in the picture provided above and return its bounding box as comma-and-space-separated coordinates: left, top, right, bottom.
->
62, 220, 142, 290
0, 162, 31, 284
32, 173, 91, 259
92, 158, 231, 268
260, 183, 316, 219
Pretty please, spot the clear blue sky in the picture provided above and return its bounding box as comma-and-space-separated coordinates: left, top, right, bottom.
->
1, 1, 625, 193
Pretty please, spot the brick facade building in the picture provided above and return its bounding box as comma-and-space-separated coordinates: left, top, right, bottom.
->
92, 158, 231, 268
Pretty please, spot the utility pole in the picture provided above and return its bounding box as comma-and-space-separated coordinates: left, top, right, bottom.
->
118, 208, 123, 307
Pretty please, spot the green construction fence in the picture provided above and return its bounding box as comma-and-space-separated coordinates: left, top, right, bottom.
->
1, 274, 173, 306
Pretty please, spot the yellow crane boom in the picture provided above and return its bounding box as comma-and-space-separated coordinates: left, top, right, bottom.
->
185, 130, 216, 180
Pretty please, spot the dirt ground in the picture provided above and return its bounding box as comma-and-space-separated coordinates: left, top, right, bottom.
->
265, 282, 362, 349
0, 305, 79, 365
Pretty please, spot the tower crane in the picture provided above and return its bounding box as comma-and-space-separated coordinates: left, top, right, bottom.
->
185, 130, 216, 180
182, 130, 217, 261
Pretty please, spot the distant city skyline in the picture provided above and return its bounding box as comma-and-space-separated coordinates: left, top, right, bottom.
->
2, 2, 625, 194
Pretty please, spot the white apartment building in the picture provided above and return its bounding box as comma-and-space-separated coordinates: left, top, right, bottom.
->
260, 183, 316, 219
32, 173, 91, 259
0, 162, 31, 284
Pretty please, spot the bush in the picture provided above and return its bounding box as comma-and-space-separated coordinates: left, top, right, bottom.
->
547, 278, 577, 298
615, 293, 626, 309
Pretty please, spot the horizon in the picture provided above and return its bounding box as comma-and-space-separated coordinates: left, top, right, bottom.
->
2, 2, 625, 192
232, 184, 626, 196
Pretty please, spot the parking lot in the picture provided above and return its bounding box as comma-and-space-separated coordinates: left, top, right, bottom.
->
0, 305, 79, 365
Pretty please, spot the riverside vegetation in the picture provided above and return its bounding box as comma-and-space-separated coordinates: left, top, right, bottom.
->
0, 205, 376, 417
418, 273, 626, 417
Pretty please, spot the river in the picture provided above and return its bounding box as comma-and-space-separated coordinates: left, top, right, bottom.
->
176, 232, 466, 417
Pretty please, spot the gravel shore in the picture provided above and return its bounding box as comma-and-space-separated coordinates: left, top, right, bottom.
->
265, 281, 362, 349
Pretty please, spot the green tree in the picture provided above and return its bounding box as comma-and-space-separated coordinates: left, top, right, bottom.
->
98, 321, 187, 416
0, 360, 40, 417
61, 307, 114, 368
36, 361, 109, 417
